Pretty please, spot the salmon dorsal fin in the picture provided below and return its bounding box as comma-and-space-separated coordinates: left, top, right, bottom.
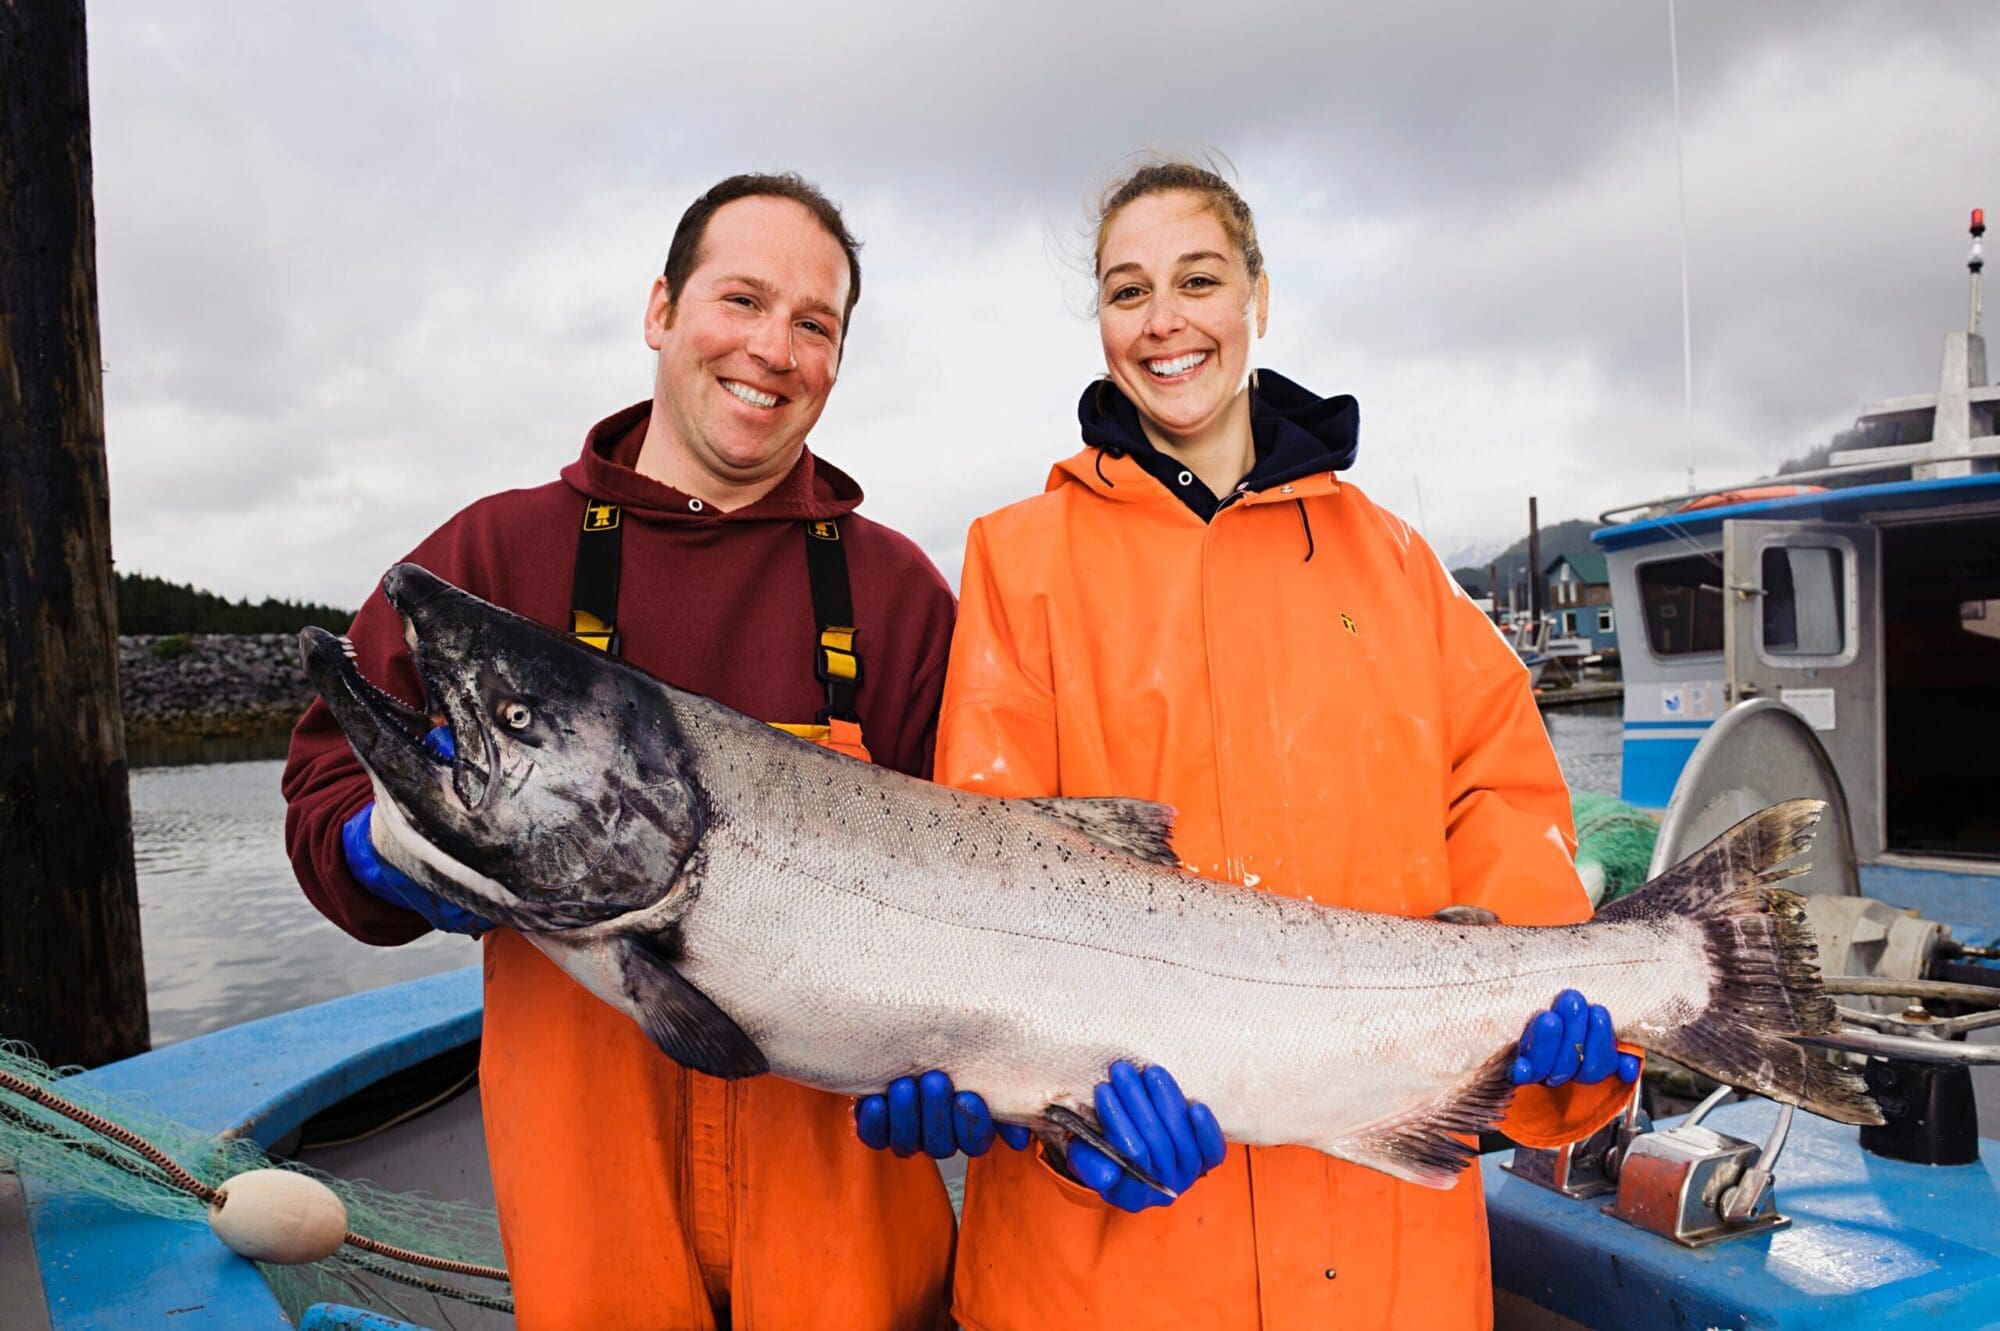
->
1018, 796, 1180, 867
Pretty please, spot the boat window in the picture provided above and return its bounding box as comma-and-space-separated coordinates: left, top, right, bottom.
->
1597, 607, 1614, 633
1761, 546, 1846, 655
1637, 554, 1724, 656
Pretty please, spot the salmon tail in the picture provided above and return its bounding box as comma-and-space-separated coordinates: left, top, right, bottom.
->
1597, 799, 1882, 1127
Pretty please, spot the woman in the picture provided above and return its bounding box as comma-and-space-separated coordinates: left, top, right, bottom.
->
919, 160, 1637, 1330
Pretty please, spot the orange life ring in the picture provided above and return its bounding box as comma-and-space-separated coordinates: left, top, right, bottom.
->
1676, 484, 1828, 512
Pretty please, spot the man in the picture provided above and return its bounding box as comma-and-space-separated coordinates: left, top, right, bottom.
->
283, 174, 959, 1329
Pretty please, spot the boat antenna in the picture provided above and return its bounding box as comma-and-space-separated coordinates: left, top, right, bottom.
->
1970, 207, 1985, 337
1667, 0, 1696, 493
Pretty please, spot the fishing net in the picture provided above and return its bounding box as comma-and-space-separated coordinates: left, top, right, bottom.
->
1572, 791, 1660, 905
0, 1042, 508, 1325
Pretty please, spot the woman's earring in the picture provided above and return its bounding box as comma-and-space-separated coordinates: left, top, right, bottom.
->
1250, 368, 1261, 391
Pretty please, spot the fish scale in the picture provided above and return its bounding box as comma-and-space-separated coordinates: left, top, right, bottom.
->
303, 564, 1881, 1190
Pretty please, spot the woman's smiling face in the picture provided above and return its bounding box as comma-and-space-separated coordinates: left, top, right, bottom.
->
1096, 189, 1267, 447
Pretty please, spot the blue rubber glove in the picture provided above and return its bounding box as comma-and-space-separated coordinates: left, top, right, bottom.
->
1066, 1061, 1227, 1212
340, 726, 492, 936
1511, 988, 1642, 1088
855, 1071, 1032, 1159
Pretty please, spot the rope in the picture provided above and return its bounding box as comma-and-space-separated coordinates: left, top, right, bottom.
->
0, 1067, 508, 1285
0, 1068, 218, 1203
347, 1253, 516, 1313
342, 1231, 508, 1282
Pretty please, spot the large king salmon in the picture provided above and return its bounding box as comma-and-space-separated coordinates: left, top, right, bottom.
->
301, 564, 1878, 1189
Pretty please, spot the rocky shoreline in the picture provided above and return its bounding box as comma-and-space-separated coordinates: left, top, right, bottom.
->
119, 634, 316, 748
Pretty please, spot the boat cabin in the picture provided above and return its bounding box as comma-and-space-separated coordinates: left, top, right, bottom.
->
1595, 302, 2000, 932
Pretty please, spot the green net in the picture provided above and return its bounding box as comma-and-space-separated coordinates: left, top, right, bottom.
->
0, 1042, 507, 1325
1573, 791, 1661, 905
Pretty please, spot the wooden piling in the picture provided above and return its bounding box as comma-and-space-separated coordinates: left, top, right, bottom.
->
0, 1, 150, 1066
1527, 496, 1543, 625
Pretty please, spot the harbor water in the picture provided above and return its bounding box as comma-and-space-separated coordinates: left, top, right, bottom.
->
132, 706, 1625, 1045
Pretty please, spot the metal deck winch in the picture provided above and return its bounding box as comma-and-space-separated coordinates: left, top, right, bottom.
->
1507, 975, 2000, 1248
1599, 1086, 1792, 1246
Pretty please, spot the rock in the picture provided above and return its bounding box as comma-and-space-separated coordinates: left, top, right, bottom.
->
118, 634, 318, 745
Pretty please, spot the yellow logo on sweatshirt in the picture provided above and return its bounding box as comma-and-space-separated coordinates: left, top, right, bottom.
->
583, 502, 621, 531
1340, 613, 1357, 636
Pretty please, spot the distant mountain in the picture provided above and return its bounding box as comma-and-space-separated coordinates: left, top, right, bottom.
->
1448, 518, 1600, 600
1438, 536, 1511, 572
116, 572, 354, 636
1774, 419, 1897, 486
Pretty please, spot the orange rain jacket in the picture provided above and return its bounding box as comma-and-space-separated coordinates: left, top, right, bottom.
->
937, 441, 1630, 1331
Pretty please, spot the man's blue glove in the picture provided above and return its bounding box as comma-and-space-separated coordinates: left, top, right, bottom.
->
855, 1071, 1032, 1159
1066, 1061, 1227, 1213
1512, 988, 1642, 1088
340, 725, 491, 937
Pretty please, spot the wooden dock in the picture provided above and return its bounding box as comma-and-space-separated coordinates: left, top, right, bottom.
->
1534, 682, 1623, 709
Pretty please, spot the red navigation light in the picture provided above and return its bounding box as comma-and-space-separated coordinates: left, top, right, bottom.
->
1975, 208, 1987, 236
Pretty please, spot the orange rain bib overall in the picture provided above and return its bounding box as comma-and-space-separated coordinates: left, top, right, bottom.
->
480, 716, 954, 1330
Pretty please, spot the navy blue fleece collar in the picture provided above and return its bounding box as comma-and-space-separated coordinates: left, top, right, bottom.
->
1077, 370, 1359, 520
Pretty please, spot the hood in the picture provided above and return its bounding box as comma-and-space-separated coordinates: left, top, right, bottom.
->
1071, 371, 1359, 506
559, 401, 866, 522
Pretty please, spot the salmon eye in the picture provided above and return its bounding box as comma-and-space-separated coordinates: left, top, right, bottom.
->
498, 700, 532, 730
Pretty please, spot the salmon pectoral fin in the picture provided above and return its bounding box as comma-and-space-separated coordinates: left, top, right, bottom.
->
1325, 1046, 1518, 1189
1433, 905, 1500, 926
1040, 1103, 1179, 1199
1017, 796, 1181, 867
618, 931, 769, 1078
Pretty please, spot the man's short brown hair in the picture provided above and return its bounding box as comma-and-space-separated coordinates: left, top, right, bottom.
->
663, 173, 863, 330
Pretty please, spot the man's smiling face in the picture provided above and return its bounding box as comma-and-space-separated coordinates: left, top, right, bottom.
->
642, 195, 851, 501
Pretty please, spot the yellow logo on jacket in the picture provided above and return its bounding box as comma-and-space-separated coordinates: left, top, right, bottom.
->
583, 502, 621, 531
1340, 612, 1357, 636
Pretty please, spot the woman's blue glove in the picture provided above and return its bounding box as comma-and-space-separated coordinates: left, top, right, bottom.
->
339, 726, 492, 937
1066, 1061, 1227, 1213
855, 1071, 1032, 1159
1511, 988, 1642, 1087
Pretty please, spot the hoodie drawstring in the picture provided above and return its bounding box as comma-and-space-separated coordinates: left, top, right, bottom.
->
1093, 446, 1124, 488
1295, 499, 1315, 562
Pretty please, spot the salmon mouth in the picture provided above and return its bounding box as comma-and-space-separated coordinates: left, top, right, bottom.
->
298, 617, 498, 814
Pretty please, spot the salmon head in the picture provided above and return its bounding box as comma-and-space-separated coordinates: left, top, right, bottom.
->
300, 563, 709, 934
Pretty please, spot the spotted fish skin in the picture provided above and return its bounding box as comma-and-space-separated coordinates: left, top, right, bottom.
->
303, 564, 1878, 1188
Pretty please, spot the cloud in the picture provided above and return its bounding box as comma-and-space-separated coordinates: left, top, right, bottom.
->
83, 0, 2000, 604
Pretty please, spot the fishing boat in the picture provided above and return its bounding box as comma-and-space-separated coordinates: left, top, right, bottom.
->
1593, 212, 1999, 944
1, 967, 509, 1330
1502, 616, 1556, 687
1483, 214, 2000, 1330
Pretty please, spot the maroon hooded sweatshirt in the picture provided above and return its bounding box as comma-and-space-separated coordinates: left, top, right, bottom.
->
282, 401, 957, 945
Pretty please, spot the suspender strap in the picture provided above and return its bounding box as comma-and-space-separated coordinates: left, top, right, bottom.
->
571, 499, 623, 654
804, 519, 861, 724
569, 502, 860, 726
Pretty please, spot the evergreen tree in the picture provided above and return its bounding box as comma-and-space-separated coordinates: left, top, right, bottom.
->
115, 572, 353, 635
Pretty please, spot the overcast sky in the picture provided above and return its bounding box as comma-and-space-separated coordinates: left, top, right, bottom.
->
84, 1, 2000, 605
